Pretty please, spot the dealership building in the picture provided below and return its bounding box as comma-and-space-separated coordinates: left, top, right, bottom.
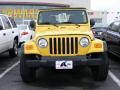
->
0, 0, 107, 26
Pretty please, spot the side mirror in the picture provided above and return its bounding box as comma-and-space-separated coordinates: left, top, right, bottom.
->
107, 26, 111, 30
29, 20, 36, 31
90, 19, 95, 27
118, 30, 120, 34
0, 25, 3, 30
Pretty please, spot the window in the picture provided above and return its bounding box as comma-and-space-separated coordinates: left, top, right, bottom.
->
17, 25, 27, 30
0, 17, 3, 30
1, 16, 11, 29
110, 22, 120, 32
8, 17, 17, 28
38, 10, 88, 24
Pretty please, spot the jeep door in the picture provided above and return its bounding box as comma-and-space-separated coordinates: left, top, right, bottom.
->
1, 15, 12, 50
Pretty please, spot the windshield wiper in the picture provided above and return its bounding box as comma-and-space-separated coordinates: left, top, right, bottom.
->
40, 22, 58, 27
60, 22, 80, 27
60, 22, 72, 24
40, 22, 51, 24
75, 24, 80, 27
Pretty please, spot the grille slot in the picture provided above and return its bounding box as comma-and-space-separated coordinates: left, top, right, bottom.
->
49, 38, 52, 54
49, 37, 78, 54
58, 38, 61, 54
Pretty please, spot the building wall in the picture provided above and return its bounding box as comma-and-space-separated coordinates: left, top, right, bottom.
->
0, 0, 90, 24
0, 0, 91, 9
107, 12, 120, 25
0, 5, 63, 24
88, 11, 108, 27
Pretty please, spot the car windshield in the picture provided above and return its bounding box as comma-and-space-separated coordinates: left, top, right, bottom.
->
17, 25, 27, 30
38, 10, 88, 24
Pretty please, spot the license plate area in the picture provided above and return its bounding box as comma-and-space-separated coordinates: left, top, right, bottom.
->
55, 61, 73, 69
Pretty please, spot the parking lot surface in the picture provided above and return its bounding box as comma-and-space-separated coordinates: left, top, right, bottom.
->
0, 53, 120, 90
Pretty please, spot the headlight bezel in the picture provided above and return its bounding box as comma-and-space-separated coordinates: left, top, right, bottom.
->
38, 38, 48, 48
79, 37, 90, 47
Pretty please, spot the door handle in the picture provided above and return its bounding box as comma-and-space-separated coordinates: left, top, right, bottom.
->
12, 31, 14, 33
3, 33, 6, 36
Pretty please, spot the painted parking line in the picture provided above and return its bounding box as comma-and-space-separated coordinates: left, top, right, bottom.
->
109, 70, 120, 87
0, 61, 20, 79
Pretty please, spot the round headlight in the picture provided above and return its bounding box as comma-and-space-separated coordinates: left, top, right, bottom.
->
80, 37, 89, 47
38, 38, 48, 48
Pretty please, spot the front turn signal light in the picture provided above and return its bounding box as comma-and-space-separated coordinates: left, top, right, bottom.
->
25, 45, 33, 50
94, 43, 102, 48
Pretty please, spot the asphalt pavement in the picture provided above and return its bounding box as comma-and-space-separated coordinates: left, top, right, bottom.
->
0, 52, 120, 90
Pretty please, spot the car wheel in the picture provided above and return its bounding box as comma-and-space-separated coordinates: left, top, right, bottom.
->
91, 52, 109, 81
9, 39, 18, 57
20, 46, 36, 83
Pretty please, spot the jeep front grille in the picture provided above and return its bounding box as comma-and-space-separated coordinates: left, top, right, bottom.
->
49, 37, 78, 54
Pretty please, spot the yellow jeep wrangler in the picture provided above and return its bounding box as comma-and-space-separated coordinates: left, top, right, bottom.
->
20, 8, 109, 83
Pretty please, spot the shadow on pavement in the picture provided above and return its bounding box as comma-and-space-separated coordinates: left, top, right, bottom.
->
25, 68, 106, 90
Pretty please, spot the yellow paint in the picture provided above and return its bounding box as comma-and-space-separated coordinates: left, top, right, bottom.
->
24, 8, 104, 56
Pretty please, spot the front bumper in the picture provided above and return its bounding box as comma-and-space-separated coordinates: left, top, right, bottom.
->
25, 56, 103, 68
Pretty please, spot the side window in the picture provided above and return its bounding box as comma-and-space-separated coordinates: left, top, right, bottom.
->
1, 16, 11, 29
8, 17, 17, 28
118, 25, 120, 33
109, 22, 120, 32
108, 23, 113, 30
0, 17, 3, 30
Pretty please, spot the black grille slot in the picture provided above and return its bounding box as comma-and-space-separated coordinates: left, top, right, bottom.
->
62, 38, 65, 54
50, 38, 52, 54
54, 38, 57, 54
71, 38, 74, 54
49, 37, 78, 54
58, 38, 61, 54
67, 38, 69, 54
75, 37, 78, 54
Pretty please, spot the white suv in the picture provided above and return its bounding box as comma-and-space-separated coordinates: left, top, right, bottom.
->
17, 24, 34, 46
0, 14, 19, 57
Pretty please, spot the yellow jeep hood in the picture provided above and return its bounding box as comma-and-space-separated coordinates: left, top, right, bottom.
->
35, 25, 94, 39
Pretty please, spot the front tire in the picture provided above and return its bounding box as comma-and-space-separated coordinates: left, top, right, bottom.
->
91, 52, 109, 81
20, 46, 36, 83
9, 39, 18, 57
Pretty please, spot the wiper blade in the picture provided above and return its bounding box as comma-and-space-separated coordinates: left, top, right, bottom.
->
60, 22, 72, 24
40, 22, 51, 24
40, 22, 58, 27
75, 24, 80, 27
60, 22, 80, 27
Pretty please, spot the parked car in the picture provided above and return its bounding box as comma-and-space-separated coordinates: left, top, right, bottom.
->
92, 26, 107, 39
0, 14, 19, 57
19, 8, 109, 83
17, 24, 34, 46
103, 21, 120, 57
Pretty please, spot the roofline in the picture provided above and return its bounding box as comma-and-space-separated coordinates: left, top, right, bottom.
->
38, 8, 87, 11
0, 2, 70, 7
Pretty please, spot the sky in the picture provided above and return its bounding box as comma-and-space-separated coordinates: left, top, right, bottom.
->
91, 0, 120, 11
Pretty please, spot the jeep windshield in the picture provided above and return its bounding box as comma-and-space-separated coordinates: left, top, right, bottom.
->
38, 10, 88, 25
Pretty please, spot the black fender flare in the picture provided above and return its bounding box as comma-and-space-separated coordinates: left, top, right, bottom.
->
103, 41, 108, 52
